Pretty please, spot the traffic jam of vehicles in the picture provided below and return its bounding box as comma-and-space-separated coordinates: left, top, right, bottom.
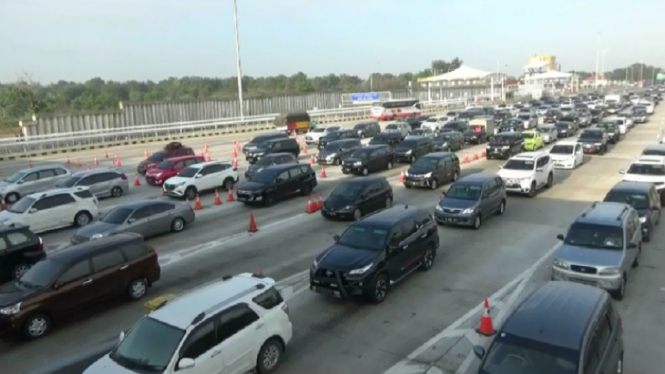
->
0, 88, 663, 374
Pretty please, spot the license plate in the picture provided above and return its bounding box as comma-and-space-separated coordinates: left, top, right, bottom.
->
326, 212, 336, 216
237, 196, 248, 201
343, 168, 351, 172
445, 218, 457, 223
313, 286, 340, 297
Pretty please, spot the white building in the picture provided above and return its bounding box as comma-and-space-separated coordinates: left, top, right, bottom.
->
417, 65, 510, 102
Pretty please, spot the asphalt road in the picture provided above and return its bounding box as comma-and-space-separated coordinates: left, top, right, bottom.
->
2, 104, 664, 374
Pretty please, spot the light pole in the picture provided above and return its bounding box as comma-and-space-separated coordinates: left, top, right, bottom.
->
600, 49, 609, 88
232, 0, 244, 119
594, 32, 600, 88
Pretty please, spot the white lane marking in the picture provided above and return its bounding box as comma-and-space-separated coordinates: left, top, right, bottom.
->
382, 243, 559, 374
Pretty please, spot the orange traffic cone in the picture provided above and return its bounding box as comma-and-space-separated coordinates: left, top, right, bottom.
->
306, 198, 315, 213
114, 154, 118, 162
204, 152, 211, 162
231, 149, 237, 158
398, 169, 405, 183
476, 298, 496, 336
248, 212, 258, 233
75, 159, 81, 167
301, 144, 308, 155
473, 152, 479, 161
204, 143, 209, 152
86, 163, 91, 170
480, 150, 486, 157
309, 154, 316, 164
143, 149, 148, 158
65, 156, 71, 164
253, 269, 263, 276
193, 195, 202, 210
115, 158, 122, 167
319, 165, 327, 178
462, 155, 469, 164
93, 157, 99, 165
133, 174, 141, 186
0, 202, 6, 211
232, 158, 238, 168
213, 189, 222, 205
226, 189, 234, 202
105, 151, 109, 159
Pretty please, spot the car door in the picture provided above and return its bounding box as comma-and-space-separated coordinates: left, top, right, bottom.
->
582, 312, 614, 374
89, 248, 128, 299
575, 143, 584, 165
217, 303, 267, 374
178, 318, 223, 374
490, 178, 504, 211
274, 170, 293, 200
96, 172, 121, 197
125, 206, 155, 237
534, 156, 547, 186
650, 187, 661, 222
30, 193, 77, 231
146, 202, 175, 235
437, 156, 451, 182
77, 174, 105, 197
37, 169, 59, 191
18, 171, 41, 195
50, 259, 96, 317
200, 164, 226, 191
396, 218, 423, 273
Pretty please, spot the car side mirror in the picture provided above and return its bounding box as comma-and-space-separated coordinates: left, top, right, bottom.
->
178, 358, 195, 369
119, 331, 125, 342
195, 174, 203, 179
29, 208, 38, 213
333, 234, 340, 242
16, 180, 24, 185
473, 345, 486, 359
536, 167, 544, 172
556, 233, 564, 241
628, 242, 638, 249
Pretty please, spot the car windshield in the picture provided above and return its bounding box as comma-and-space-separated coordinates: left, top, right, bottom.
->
642, 149, 665, 156
178, 166, 199, 178
59, 176, 82, 188
410, 130, 427, 136
564, 222, 624, 249
490, 136, 512, 145
556, 123, 570, 129
311, 127, 327, 133
518, 115, 531, 120
521, 133, 535, 139
256, 156, 279, 165
110, 317, 185, 372
147, 151, 167, 162
579, 132, 602, 141
369, 137, 388, 145
447, 111, 457, 116
18, 258, 64, 288
7, 196, 35, 214
251, 169, 279, 184
596, 123, 614, 130
331, 183, 364, 199
102, 207, 134, 224
503, 159, 534, 170
444, 183, 481, 200
605, 191, 650, 210
412, 157, 439, 169
156, 160, 175, 169
627, 163, 665, 175
396, 140, 417, 149
337, 224, 388, 251
5, 171, 27, 183
550, 145, 574, 154
537, 127, 551, 133
480, 332, 578, 374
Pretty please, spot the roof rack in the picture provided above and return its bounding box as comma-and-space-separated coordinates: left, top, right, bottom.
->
190, 283, 265, 325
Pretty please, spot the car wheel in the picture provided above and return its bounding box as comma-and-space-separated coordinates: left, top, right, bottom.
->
386, 161, 393, 170
12, 263, 30, 279
528, 182, 537, 198
430, 178, 438, 190
256, 338, 284, 374
74, 211, 92, 227
352, 208, 362, 220
185, 187, 197, 200
223, 178, 235, 191
171, 217, 186, 233
263, 193, 275, 206
362, 167, 369, 176
128, 278, 148, 300
632, 245, 641, 267
451, 170, 459, 182
366, 273, 389, 303
5, 192, 19, 204
420, 243, 436, 271
546, 173, 553, 188
472, 215, 482, 230
611, 275, 626, 300
384, 197, 392, 209
497, 200, 506, 215
110, 187, 123, 198
22, 313, 51, 340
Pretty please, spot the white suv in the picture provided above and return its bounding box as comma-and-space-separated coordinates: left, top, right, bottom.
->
305, 125, 341, 145
420, 116, 447, 131
621, 156, 665, 191
0, 187, 99, 233
497, 152, 555, 197
549, 140, 584, 169
85, 273, 293, 374
164, 161, 239, 200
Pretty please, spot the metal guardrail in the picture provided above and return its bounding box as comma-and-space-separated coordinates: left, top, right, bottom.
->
0, 98, 468, 155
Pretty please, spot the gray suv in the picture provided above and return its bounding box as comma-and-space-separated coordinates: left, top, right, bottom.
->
0, 165, 71, 204
552, 201, 642, 300
56, 168, 130, 199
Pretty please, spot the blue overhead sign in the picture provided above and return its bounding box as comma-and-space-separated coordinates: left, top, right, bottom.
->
350, 92, 380, 101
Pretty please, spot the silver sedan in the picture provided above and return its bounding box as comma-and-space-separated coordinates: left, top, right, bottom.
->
71, 199, 195, 243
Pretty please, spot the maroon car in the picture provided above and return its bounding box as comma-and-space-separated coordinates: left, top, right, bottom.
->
136, 142, 194, 175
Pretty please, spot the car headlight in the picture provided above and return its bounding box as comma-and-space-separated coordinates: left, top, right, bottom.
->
461, 207, 475, 214
0, 302, 21, 315
326, 154, 337, 159
501, 145, 509, 149
423, 172, 432, 178
403, 171, 410, 177
599, 267, 620, 275
486, 144, 491, 148
552, 259, 570, 269
354, 161, 362, 166
405, 150, 412, 154
639, 216, 647, 223
435, 205, 443, 211
341, 205, 354, 211
90, 233, 105, 240
349, 263, 374, 275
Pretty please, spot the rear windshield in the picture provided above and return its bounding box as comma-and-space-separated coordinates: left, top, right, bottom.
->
147, 151, 167, 161
481, 332, 578, 374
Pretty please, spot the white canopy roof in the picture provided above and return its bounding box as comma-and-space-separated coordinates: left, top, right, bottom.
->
527, 70, 573, 80
418, 65, 492, 82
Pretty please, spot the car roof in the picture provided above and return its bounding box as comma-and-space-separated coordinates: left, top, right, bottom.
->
456, 172, 496, 184
494, 132, 520, 137
633, 155, 665, 165
164, 155, 205, 162
22, 164, 67, 172
502, 281, 605, 350
254, 133, 287, 140
259, 152, 295, 158
609, 181, 653, 194
643, 144, 665, 152
119, 199, 173, 210
554, 140, 578, 146
149, 273, 274, 329
48, 233, 144, 263
25, 186, 89, 199
187, 160, 233, 168
0, 223, 32, 233
421, 152, 455, 159
340, 175, 387, 185
360, 144, 390, 150
328, 139, 358, 145
575, 201, 631, 226
359, 205, 426, 227
512, 151, 547, 160
401, 136, 426, 141
71, 168, 121, 177
262, 163, 307, 172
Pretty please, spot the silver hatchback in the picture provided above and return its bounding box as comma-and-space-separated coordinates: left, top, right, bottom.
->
56, 168, 130, 199
0, 165, 71, 204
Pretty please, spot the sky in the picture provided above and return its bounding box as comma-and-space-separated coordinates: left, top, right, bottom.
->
1, 0, 663, 83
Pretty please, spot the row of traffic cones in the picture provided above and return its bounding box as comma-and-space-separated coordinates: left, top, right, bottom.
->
190, 189, 236, 210
461, 150, 486, 164
306, 195, 324, 213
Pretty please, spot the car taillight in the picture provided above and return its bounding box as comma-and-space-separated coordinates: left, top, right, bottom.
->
120, 173, 127, 180
38, 236, 44, 251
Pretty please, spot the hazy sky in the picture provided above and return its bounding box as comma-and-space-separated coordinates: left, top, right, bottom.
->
1, 0, 662, 83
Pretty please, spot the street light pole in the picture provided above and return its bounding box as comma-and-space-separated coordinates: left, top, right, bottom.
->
600, 49, 609, 89
594, 33, 600, 89
232, 0, 245, 119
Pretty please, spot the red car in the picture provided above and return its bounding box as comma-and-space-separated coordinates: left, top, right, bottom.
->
145, 155, 206, 186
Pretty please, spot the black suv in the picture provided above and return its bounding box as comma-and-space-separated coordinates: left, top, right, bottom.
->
342, 144, 394, 176
604, 181, 662, 241
244, 152, 298, 180
555, 121, 574, 138
578, 128, 608, 155
473, 281, 624, 374
318, 129, 359, 149
246, 138, 300, 163
590, 108, 603, 123
310, 205, 439, 303
442, 121, 469, 133
235, 164, 317, 206
393, 137, 433, 163
242, 133, 289, 157
0, 224, 45, 282
317, 139, 361, 165
432, 131, 464, 152
594, 122, 620, 143
485, 133, 523, 160
404, 152, 460, 190
368, 132, 403, 147
321, 175, 393, 220
353, 121, 381, 138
